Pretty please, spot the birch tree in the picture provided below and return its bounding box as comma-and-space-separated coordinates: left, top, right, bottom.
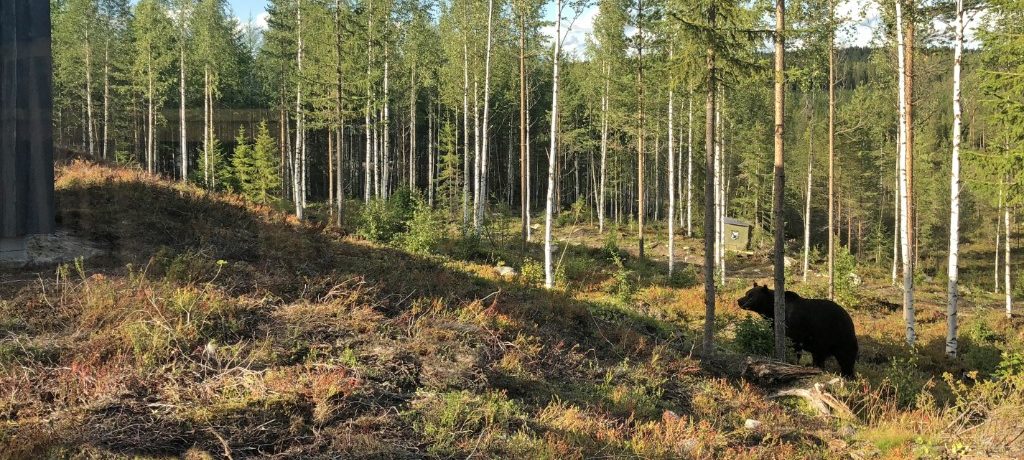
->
895, 0, 915, 345
945, 0, 963, 357
544, 0, 563, 289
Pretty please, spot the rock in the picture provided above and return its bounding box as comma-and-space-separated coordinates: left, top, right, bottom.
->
744, 419, 762, 430
784, 256, 796, 268
848, 272, 862, 286
495, 265, 517, 278
663, 410, 681, 425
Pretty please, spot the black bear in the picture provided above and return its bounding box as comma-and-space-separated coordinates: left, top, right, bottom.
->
737, 282, 858, 378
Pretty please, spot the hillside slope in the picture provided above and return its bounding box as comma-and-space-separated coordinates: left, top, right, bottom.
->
1, 162, 1021, 459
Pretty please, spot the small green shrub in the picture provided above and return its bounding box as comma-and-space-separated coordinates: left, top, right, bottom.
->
995, 351, 1024, 379
411, 390, 523, 457
358, 199, 404, 243
670, 264, 699, 289
884, 354, 926, 408
965, 317, 1000, 344
833, 245, 858, 307
400, 203, 443, 254
519, 258, 544, 287
609, 251, 637, 305
735, 316, 774, 356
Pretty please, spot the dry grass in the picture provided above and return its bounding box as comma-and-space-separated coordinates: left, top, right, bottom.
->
0, 161, 1022, 458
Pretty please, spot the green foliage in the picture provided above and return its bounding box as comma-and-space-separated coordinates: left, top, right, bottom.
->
115, 150, 138, 168
735, 316, 774, 356
194, 137, 231, 191
608, 250, 637, 305
411, 390, 523, 457
833, 245, 858, 307
884, 354, 926, 408
669, 264, 699, 289
358, 199, 405, 244
995, 351, 1024, 379
519, 258, 544, 287
231, 121, 280, 204
399, 203, 444, 255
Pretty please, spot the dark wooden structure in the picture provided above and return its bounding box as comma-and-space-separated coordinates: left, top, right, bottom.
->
1, 1, 55, 260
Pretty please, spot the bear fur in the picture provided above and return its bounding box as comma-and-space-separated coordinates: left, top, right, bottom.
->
737, 282, 858, 378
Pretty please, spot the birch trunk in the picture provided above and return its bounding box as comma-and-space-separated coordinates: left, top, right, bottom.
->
803, 104, 813, 283
410, 64, 416, 190
462, 4, 471, 229
545, 0, 562, 289
668, 46, 675, 275
479, 0, 494, 230
180, 46, 187, 181
996, 186, 1002, 292
294, 0, 305, 219
946, 0, 963, 357
473, 78, 481, 231
383, 46, 390, 198
102, 45, 109, 160
85, 29, 95, 158
686, 93, 693, 237
520, 12, 529, 241
703, 4, 718, 356
1006, 205, 1012, 319
896, 0, 915, 345
636, 0, 646, 261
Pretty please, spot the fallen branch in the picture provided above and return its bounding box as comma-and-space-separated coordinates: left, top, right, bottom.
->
770, 378, 856, 420
742, 357, 821, 385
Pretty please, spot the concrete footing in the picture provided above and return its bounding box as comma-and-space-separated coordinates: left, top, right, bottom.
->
0, 237, 28, 265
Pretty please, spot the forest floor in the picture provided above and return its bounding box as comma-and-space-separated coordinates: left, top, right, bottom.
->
1, 161, 1023, 459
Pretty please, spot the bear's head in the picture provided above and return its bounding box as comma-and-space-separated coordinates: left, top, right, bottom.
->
737, 282, 774, 319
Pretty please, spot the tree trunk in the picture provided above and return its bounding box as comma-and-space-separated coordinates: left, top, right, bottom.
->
102, 45, 109, 160
895, 0, 915, 345
803, 98, 813, 283
473, 78, 481, 230
668, 45, 676, 275
180, 46, 187, 181
996, 185, 1002, 292
772, 0, 787, 360
828, 0, 836, 299
462, 3, 470, 229
636, 0, 645, 262
409, 63, 416, 190
480, 0, 494, 231
1006, 204, 1012, 319
687, 92, 693, 237
948, 0, 962, 354
383, 45, 390, 198
703, 4, 718, 357
520, 11, 529, 242
294, 0, 305, 219
85, 29, 95, 158
545, 0, 562, 289
599, 61, 609, 234
335, 0, 344, 226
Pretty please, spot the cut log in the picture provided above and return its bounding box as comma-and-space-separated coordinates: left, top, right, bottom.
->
742, 357, 821, 384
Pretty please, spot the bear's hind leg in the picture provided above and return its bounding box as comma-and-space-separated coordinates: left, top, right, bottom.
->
836, 349, 856, 379
811, 352, 828, 369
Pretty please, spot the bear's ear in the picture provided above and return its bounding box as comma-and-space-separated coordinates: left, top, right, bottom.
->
752, 281, 759, 288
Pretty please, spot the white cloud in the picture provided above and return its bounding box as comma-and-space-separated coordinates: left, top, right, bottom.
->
540, 4, 598, 58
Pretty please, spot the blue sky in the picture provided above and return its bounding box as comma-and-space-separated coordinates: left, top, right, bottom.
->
225, 0, 982, 55
228, 0, 269, 20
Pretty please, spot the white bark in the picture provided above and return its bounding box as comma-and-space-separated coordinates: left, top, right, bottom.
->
383, 46, 390, 198
365, 103, 372, 202
102, 46, 109, 160
1006, 205, 1012, 319
473, 78, 481, 231
478, 0, 494, 230
85, 29, 95, 159
294, 0, 305, 219
462, 4, 470, 228
686, 93, 693, 237
946, 0, 963, 357
545, 1, 562, 289
995, 186, 1002, 292
803, 117, 813, 282
668, 46, 675, 275
896, 0, 915, 345
180, 47, 187, 181
599, 61, 609, 233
